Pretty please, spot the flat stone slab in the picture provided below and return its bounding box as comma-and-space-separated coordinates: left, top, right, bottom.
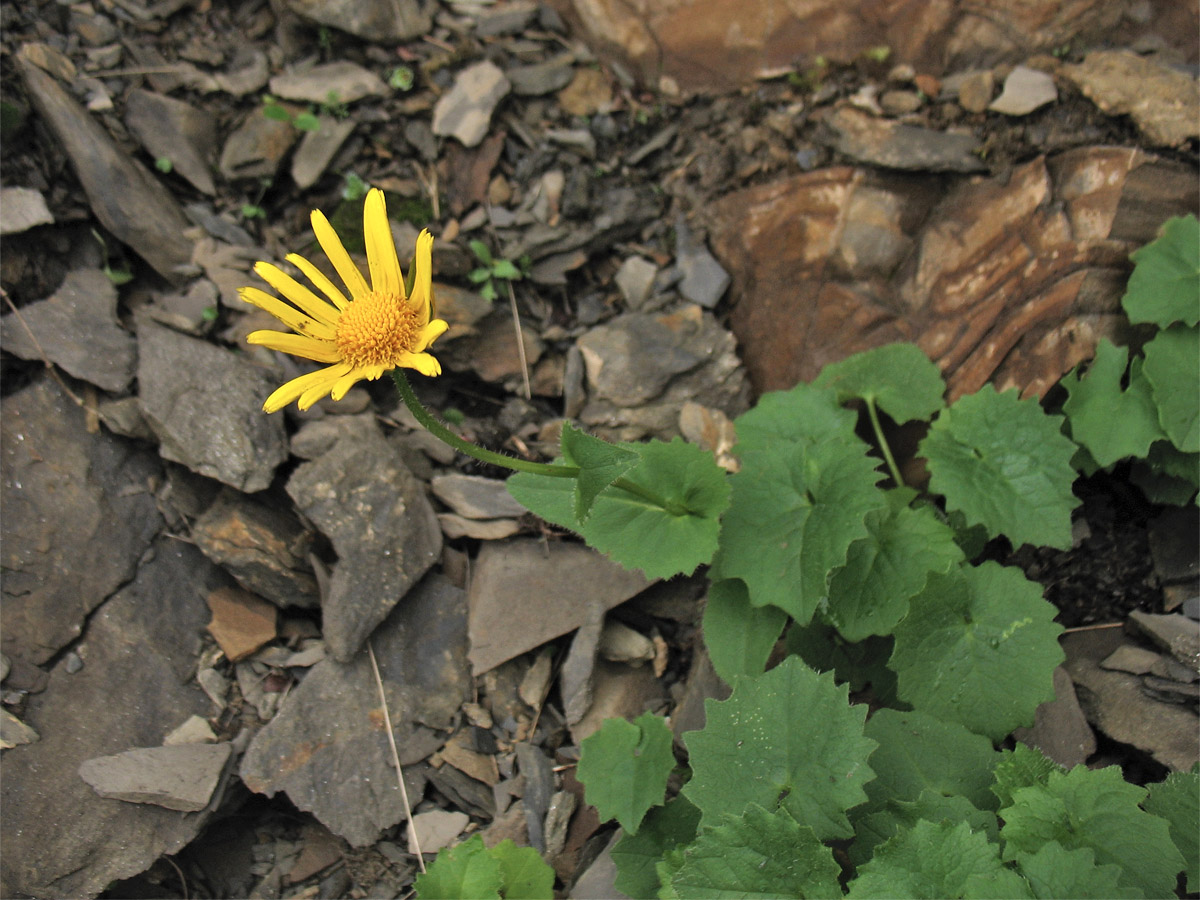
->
137, 319, 287, 493
2, 377, 162, 665
0, 269, 136, 393
0, 538, 227, 899
468, 539, 652, 675
240, 574, 470, 846
80, 743, 232, 812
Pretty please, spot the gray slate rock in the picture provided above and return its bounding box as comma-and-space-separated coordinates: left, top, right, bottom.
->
219, 112, 298, 181
79, 743, 233, 812
675, 217, 730, 308
0, 269, 136, 392
468, 539, 651, 675
0, 186, 53, 234
432, 61, 511, 148
1011, 666, 1095, 768
0, 538, 226, 899
292, 116, 357, 189
430, 473, 528, 520
816, 105, 986, 173
286, 0, 432, 42
1129, 610, 1200, 671
136, 319, 287, 493
1, 377, 162, 666
576, 306, 751, 441
270, 62, 387, 104
474, 0, 538, 35
286, 422, 442, 661
17, 58, 191, 281
507, 54, 576, 96
192, 490, 320, 609
988, 65, 1057, 116
614, 256, 658, 310
240, 574, 470, 845
124, 89, 218, 195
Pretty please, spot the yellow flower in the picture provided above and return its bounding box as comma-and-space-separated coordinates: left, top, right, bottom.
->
240, 188, 448, 413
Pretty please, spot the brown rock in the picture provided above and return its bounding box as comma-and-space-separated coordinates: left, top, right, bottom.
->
1011, 666, 1096, 769
710, 149, 1198, 401
553, 0, 1145, 92
206, 587, 278, 662
956, 70, 994, 113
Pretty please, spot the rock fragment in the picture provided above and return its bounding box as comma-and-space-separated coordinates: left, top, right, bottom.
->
292, 116, 357, 189
432, 61, 511, 148
123, 89, 218, 195
206, 587, 278, 662
240, 575, 470, 845
431, 473, 528, 520
1064, 50, 1200, 147
0, 186, 53, 234
218, 112, 298, 181
815, 106, 986, 173
988, 65, 1057, 116
17, 57, 191, 281
136, 320, 287, 493
468, 539, 651, 675
286, 0, 433, 42
270, 61, 387, 104
0, 269, 136, 393
79, 743, 232, 812
286, 421, 441, 661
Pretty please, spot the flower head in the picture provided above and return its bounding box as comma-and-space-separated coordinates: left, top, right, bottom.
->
240, 188, 448, 412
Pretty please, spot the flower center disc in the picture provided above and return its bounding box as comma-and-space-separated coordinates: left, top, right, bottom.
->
335, 292, 419, 369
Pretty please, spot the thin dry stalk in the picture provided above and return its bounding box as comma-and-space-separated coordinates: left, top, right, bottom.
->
507, 280, 532, 400
367, 641, 426, 873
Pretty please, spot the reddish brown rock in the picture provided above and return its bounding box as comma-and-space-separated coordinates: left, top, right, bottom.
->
709, 148, 1197, 401
552, 0, 1190, 92
206, 587, 277, 662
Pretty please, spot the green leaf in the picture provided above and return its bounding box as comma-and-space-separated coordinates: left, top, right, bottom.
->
682, 656, 877, 840
507, 438, 731, 580
919, 385, 1080, 549
733, 380, 859, 454
850, 791, 997, 868
990, 743, 1062, 811
670, 804, 841, 899
1063, 341, 1166, 467
889, 562, 1064, 741
480, 281, 497, 301
491, 258, 523, 280
560, 421, 640, 522
577, 712, 675, 835
847, 819, 1032, 899
702, 579, 788, 684
713, 437, 885, 623
1000, 763, 1186, 898
826, 491, 963, 641
468, 267, 493, 283
1142, 324, 1200, 452
611, 797, 701, 899
863, 709, 1000, 813
785, 620, 897, 699
1013, 843, 1140, 900
415, 835, 503, 899
489, 840, 555, 899
814, 342, 946, 424
293, 112, 321, 131
469, 239, 494, 265
262, 103, 291, 121
1143, 766, 1199, 893
1122, 214, 1200, 328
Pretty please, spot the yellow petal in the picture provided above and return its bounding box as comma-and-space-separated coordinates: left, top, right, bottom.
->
363, 189, 402, 298
246, 330, 342, 363
397, 350, 441, 377
311, 208, 369, 300
287, 253, 348, 311
329, 368, 370, 401
253, 262, 340, 326
262, 362, 353, 413
407, 229, 435, 325
415, 318, 449, 352
239, 287, 335, 340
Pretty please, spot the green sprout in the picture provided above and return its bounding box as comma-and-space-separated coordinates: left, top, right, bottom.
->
468, 240, 525, 302
154, 156, 173, 173
341, 172, 370, 201
388, 66, 414, 91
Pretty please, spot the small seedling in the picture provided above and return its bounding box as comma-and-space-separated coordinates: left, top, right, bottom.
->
388, 66, 414, 91
341, 172, 370, 201
468, 240, 525, 302
154, 156, 173, 173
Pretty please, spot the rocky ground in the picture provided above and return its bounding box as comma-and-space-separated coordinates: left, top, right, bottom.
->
1, 1, 1198, 898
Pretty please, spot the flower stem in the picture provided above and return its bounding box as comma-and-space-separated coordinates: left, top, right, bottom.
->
865, 396, 905, 488
391, 370, 579, 478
